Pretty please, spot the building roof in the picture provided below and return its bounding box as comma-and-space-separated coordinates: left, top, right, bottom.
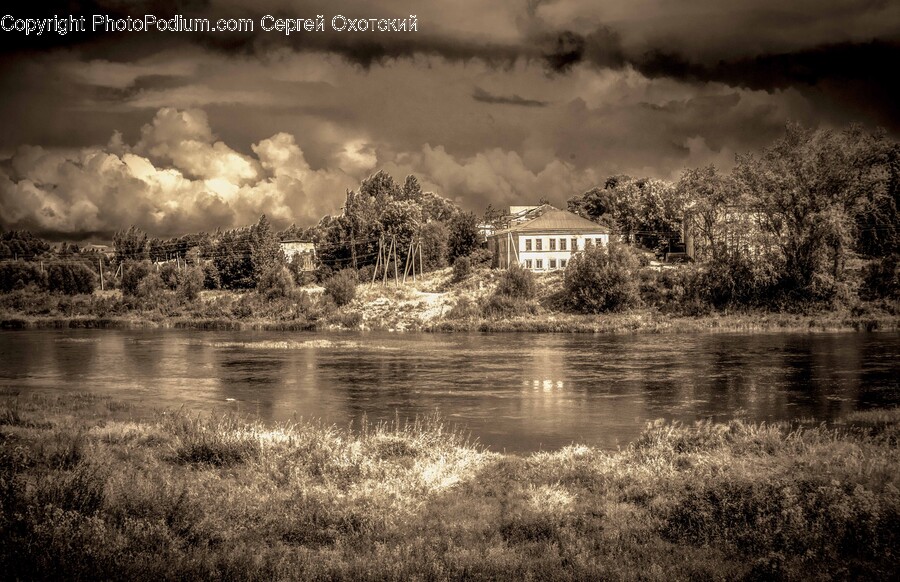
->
491, 205, 609, 236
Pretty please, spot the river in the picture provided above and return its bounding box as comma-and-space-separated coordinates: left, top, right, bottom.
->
1, 329, 898, 452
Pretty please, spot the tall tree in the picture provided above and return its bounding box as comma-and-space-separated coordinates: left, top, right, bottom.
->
113, 225, 149, 263
448, 211, 481, 261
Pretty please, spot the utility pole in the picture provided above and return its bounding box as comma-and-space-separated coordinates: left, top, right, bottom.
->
99, 258, 104, 291
371, 237, 383, 285
392, 236, 399, 286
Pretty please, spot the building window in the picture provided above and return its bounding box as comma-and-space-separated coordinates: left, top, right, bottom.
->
571, 238, 578, 251
549, 238, 556, 251
525, 259, 533, 268
559, 238, 567, 251
525, 238, 532, 251
549, 259, 557, 269
560, 259, 567, 268
536, 259, 543, 269
536, 239, 543, 251
596, 237, 603, 246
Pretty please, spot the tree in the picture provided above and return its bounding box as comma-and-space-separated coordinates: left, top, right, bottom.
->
0, 230, 50, 260
399, 174, 423, 202
675, 166, 737, 262
420, 221, 450, 270
214, 228, 255, 290
448, 211, 480, 261
250, 215, 284, 285
732, 123, 888, 302
564, 242, 640, 313
114, 226, 149, 263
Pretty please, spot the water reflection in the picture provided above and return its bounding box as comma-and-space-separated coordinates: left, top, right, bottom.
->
0, 329, 897, 452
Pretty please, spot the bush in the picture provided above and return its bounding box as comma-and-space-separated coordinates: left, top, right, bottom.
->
46, 262, 97, 295
564, 242, 640, 313
469, 248, 492, 266
452, 256, 472, 282
158, 262, 179, 290
121, 260, 153, 296
176, 265, 205, 302
496, 264, 536, 299
0, 262, 45, 292
201, 261, 220, 289
323, 269, 358, 306
861, 254, 899, 301
257, 265, 295, 300
481, 294, 539, 318
698, 254, 777, 309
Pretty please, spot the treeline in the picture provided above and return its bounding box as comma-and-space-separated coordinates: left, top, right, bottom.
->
566, 123, 900, 309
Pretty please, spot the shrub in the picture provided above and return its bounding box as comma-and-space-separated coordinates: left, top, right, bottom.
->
323, 269, 357, 306
201, 261, 220, 289
46, 262, 97, 295
496, 264, 536, 299
258, 265, 295, 300
482, 294, 539, 318
564, 241, 640, 313
861, 254, 899, 301
0, 262, 45, 292
452, 256, 472, 282
469, 248, 493, 266
176, 265, 205, 302
697, 254, 777, 309
158, 262, 179, 290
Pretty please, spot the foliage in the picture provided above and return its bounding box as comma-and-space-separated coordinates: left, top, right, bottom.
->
120, 260, 153, 296
568, 176, 684, 252
176, 265, 205, 302
323, 269, 358, 306
448, 211, 481, 262
212, 228, 255, 290
4, 395, 897, 582
0, 261, 45, 292
733, 123, 891, 304
451, 255, 472, 282
564, 242, 641, 313
0, 230, 50, 260
46, 262, 97, 295
496, 264, 536, 299
861, 254, 900, 301
257, 265, 295, 300
250, 215, 284, 279
113, 225, 149, 263
419, 221, 449, 271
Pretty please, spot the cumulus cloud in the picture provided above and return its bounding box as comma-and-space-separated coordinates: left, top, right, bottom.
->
0, 108, 359, 239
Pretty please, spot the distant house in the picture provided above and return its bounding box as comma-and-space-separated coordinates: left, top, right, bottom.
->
487, 205, 610, 271
279, 240, 317, 271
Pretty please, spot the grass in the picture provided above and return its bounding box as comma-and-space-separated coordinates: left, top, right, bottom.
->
1, 394, 898, 580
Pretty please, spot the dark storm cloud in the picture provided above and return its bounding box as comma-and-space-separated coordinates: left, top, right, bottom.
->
472, 87, 548, 107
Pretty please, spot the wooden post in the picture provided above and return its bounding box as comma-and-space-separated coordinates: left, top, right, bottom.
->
40, 260, 43, 274
99, 258, 104, 291
418, 241, 423, 279
392, 236, 399, 286
403, 240, 412, 283
411, 239, 416, 283
383, 237, 392, 285
371, 237, 382, 285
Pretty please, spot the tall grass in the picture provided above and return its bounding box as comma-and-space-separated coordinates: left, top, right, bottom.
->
1, 395, 898, 580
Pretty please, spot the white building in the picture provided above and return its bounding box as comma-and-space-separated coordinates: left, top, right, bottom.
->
488, 205, 610, 271
279, 240, 317, 271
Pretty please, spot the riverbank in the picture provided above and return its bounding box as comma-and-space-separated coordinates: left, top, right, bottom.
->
1, 394, 897, 580
2, 308, 897, 334
1, 266, 897, 333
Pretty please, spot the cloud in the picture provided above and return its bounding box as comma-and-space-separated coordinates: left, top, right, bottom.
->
472, 87, 548, 107
0, 108, 358, 239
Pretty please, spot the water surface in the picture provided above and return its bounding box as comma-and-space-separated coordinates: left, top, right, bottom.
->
1, 329, 897, 452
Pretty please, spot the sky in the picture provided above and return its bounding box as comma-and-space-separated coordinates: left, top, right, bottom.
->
1, 0, 898, 241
